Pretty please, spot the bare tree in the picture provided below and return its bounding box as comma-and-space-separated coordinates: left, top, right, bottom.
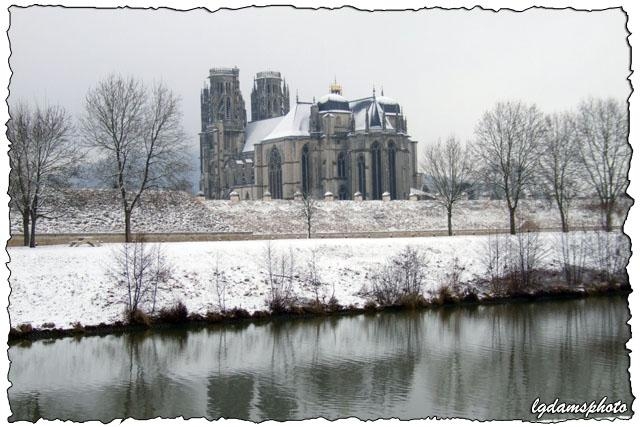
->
422, 136, 473, 236
304, 247, 325, 304
262, 242, 298, 313
575, 98, 630, 232
81, 74, 189, 242
210, 254, 229, 312
370, 246, 427, 306
556, 230, 589, 286
8, 102, 78, 247
7, 104, 32, 246
299, 192, 317, 238
473, 101, 546, 234
110, 238, 172, 319
538, 112, 583, 232
509, 231, 547, 290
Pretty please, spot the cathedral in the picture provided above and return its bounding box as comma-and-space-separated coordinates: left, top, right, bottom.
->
199, 67, 420, 201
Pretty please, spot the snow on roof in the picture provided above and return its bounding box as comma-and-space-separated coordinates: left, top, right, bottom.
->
242, 116, 284, 153
263, 103, 311, 141
349, 98, 395, 132
376, 95, 398, 105
318, 93, 348, 103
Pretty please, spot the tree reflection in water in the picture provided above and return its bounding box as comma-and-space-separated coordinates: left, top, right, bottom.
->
8, 296, 632, 422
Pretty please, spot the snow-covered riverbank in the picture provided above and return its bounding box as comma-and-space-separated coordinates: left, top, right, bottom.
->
8, 232, 628, 331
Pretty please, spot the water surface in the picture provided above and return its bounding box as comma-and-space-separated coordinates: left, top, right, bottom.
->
8, 296, 632, 421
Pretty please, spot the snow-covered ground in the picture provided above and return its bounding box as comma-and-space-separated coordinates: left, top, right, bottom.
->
9, 189, 236, 234
9, 189, 624, 236
8, 232, 620, 330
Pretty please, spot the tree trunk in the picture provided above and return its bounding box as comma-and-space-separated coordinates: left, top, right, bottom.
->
447, 207, 453, 236
124, 209, 132, 243
307, 219, 311, 239
509, 207, 517, 235
604, 205, 613, 232
559, 206, 569, 233
29, 211, 37, 248
22, 214, 30, 247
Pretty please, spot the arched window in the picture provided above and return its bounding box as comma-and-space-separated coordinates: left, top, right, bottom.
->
338, 185, 349, 200
301, 144, 311, 195
337, 151, 347, 178
371, 142, 382, 200
357, 154, 366, 198
388, 141, 397, 200
225, 97, 231, 120
268, 147, 283, 199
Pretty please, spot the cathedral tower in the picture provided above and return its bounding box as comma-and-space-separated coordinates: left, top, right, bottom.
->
200, 67, 248, 199
250, 71, 290, 121
203, 67, 247, 130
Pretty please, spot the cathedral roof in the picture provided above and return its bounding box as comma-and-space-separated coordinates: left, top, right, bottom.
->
242, 94, 401, 153
376, 95, 398, 105
317, 93, 350, 112
243, 115, 283, 153
376, 95, 401, 114
349, 98, 395, 132
263, 103, 312, 141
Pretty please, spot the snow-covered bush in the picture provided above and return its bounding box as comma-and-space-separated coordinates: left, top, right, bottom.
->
483, 233, 509, 295
109, 238, 173, 322
510, 231, 548, 289
589, 231, 629, 284
303, 248, 327, 304
262, 243, 298, 313
483, 231, 547, 294
556, 231, 590, 286
370, 246, 427, 307
556, 229, 629, 286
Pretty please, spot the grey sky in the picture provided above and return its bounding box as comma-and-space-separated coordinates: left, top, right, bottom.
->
8, 6, 630, 166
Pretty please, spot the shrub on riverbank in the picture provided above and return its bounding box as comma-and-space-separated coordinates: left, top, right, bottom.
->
109, 239, 175, 324
127, 308, 152, 327
368, 246, 427, 308
157, 301, 188, 324
9, 281, 631, 343
263, 243, 298, 314
433, 284, 459, 305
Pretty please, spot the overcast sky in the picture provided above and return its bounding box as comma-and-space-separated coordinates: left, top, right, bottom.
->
8, 5, 630, 169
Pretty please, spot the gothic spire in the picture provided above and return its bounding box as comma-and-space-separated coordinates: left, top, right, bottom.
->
365, 105, 370, 132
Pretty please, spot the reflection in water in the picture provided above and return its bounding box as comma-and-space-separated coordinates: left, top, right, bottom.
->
8, 296, 632, 422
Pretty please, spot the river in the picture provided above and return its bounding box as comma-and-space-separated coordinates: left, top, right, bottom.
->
8, 296, 632, 422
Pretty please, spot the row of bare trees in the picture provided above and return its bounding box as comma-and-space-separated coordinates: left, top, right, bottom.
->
422, 98, 630, 235
8, 104, 79, 247
8, 74, 189, 246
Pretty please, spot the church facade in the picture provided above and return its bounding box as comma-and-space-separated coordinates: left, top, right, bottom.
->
199, 67, 420, 200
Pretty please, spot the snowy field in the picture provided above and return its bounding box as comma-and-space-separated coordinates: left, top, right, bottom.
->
7, 232, 611, 330
9, 189, 623, 236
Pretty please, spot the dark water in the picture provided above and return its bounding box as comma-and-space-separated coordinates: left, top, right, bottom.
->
8, 296, 632, 422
